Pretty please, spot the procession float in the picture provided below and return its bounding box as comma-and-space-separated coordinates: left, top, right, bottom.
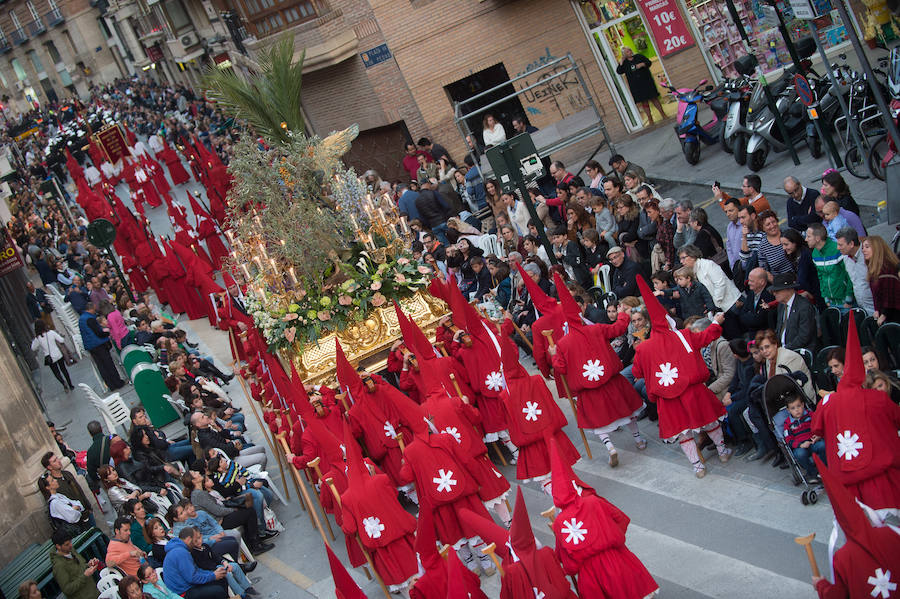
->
205, 38, 448, 386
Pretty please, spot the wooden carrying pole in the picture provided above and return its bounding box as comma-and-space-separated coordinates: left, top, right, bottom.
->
325, 478, 393, 599
541, 330, 593, 460
275, 433, 331, 547
303, 457, 337, 541
274, 433, 308, 517
795, 533, 821, 578
481, 543, 504, 576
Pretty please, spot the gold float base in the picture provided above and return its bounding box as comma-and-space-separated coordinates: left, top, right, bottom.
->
281, 290, 448, 386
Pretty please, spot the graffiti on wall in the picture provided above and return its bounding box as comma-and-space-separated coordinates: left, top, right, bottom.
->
514, 48, 591, 119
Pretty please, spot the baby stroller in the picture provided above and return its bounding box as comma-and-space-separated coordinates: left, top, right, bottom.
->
762, 372, 825, 505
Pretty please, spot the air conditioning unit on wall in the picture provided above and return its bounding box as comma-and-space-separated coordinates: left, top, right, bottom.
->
180, 32, 199, 48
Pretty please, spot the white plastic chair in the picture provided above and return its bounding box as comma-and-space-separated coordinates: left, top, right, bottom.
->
598, 264, 612, 294
78, 383, 129, 435
98, 567, 123, 581
96, 574, 120, 593
98, 588, 119, 599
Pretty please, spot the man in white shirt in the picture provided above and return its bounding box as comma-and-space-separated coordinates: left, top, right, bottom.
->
84, 163, 102, 187
835, 227, 875, 315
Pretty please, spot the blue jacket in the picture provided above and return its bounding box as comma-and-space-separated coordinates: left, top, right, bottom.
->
182, 510, 224, 546
162, 538, 216, 595
398, 190, 421, 221
464, 166, 487, 210
78, 311, 106, 350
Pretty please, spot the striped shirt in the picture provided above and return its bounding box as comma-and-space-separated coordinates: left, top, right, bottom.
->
757, 236, 792, 274
783, 409, 814, 449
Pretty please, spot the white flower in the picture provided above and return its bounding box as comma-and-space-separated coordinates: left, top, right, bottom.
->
869, 568, 897, 599
522, 401, 542, 422
560, 518, 587, 545
655, 362, 679, 387
383, 421, 397, 439
443, 426, 462, 443
432, 468, 457, 493
582, 359, 604, 382
485, 371, 504, 391
836, 430, 863, 461
362, 516, 385, 539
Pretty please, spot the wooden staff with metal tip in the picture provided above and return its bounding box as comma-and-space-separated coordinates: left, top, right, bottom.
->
273, 432, 303, 512
275, 433, 331, 546
396, 431, 406, 453
540, 507, 557, 531
325, 477, 392, 599
481, 543, 504, 576
335, 392, 351, 413
795, 533, 821, 578
541, 330, 593, 460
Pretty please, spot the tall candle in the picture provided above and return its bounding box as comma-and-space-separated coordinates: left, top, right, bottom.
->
241, 264, 251, 280
288, 267, 297, 286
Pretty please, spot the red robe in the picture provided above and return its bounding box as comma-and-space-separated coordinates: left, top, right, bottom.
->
347, 379, 413, 487
531, 309, 568, 399
553, 492, 658, 599
158, 146, 191, 186
420, 392, 509, 503
500, 549, 578, 599
632, 322, 726, 440
811, 388, 900, 511
196, 211, 229, 270
552, 312, 643, 431
398, 432, 493, 546
453, 335, 507, 435
340, 471, 419, 586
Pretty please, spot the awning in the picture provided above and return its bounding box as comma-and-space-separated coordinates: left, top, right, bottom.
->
175, 48, 205, 63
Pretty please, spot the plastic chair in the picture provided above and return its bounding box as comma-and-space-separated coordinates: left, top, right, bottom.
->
859, 315, 879, 348
78, 383, 130, 435
813, 345, 840, 394
96, 574, 120, 593
796, 348, 814, 371
820, 307, 842, 348
98, 567, 123, 581
598, 264, 612, 294
875, 322, 900, 370
841, 308, 866, 345
98, 588, 119, 599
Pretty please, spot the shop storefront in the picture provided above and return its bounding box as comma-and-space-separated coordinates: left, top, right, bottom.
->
573, 0, 896, 132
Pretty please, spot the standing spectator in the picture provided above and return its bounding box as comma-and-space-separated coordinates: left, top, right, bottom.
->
672, 200, 697, 251
737, 204, 763, 267
689, 207, 730, 276
585, 160, 605, 190
677, 245, 741, 315
820, 170, 860, 216
608, 154, 646, 182
415, 153, 438, 185
40, 452, 92, 523
32, 320, 73, 392
25, 281, 53, 330
722, 339, 756, 456
64, 278, 91, 314
549, 160, 577, 188
836, 228, 875, 315
807, 223, 854, 310
647, 199, 675, 271
771, 273, 818, 354
756, 210, 792, 275
415, 180, 453, 244
79, 303, 125, 391
657, 268, 718, 319
85, 421, 114, 492
713, 176, 771, 214
593, 195, 617, 249
397, 184, 421, 222
780, 228, 821, 307
50, 529, 100, 599
691, 318, 735, 402
401, 142, 427, 181
722, 198, 743, 270
417, 137, 452, 164
481, 113, 506, 148
862, 235, 900, 323
614, 196, 640, 247
783, 176, 819, 231
463, 155, 487, 211
616, 47, 665, 123
634, 185, 657, 259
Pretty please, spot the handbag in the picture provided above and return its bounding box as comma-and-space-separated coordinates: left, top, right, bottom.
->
264, 506, 284, 532
43, 335, 53, 366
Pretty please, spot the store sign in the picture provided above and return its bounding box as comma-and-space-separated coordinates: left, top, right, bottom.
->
0, 231, 24, 278
637, 0, 696, 57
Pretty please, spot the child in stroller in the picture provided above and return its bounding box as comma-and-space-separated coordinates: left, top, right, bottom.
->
782, 394, 827, 484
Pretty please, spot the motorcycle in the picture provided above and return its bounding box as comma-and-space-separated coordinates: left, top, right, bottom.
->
666, 79, 728, 165
867, 47, 900, 181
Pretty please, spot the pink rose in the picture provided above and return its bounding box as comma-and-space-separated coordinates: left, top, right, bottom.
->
397, 257, 410, 265
317, 310, 332, 321
417, 265, 432, 274
338, 294, 353, 306
371, 293, 386, 307
370, 280, 382, 291
282, 313, 298, 321
284, 327, 296, 343
395, 273, 407, 283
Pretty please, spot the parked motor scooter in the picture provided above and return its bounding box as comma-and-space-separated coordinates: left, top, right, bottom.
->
742, 37, 821, 172
721, 75, 754, 165
666, 79, 729, 165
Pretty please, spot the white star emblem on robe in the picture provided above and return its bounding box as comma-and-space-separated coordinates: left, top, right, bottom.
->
582, 359, 604, 381
432, 468, 457, 493
836, 430, 863, 461
362, 516, 385, 539
560, 518, 587, 545
868, 568, 897, 599
655, 362, 679, 387
523, 401, 542, 422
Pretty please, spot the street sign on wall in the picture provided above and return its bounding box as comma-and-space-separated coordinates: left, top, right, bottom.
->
637, 0, 696, 57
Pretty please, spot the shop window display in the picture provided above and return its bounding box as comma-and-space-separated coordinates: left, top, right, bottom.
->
685, 0, 853, 77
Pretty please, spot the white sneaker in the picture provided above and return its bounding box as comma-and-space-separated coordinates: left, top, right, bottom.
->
694, 463, 707, 478
608, 449, 619, 468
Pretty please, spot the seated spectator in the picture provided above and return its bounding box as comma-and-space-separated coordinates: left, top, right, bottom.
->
608, 246, 641, 299
139, 562, 182, 599
188, 530, 259, 597
551, 225, 590, 289
861, 235, 900, 324
145, 517, 171, 568
39, 452, 92, 522
836, 227, 875, 316
106, 516, 146, 576
723, 339, 756, 456
98, 464, 159, 515
111, 438, 177, 494
64, 278, 90, 314
780, 228, 822, 309
129, 406, 195, 464
864, 369, 900, 405
756, 327, 815, 412
118, 575, 150, 599
191, 412, 266, 469
206, 455, 275, 534
817, 347, 845, 397
18, 579, 43, 599
49, 529, 100, 599
783, 394, 826, 483
122, 498, 155, 553
162, 527, 230, 599
650, 270, 678, 316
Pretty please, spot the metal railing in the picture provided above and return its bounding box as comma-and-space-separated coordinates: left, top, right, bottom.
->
45, 8, 64, 28
10, 28, 26, 45
0, 39, 10, 54
26, 19, 46, 37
